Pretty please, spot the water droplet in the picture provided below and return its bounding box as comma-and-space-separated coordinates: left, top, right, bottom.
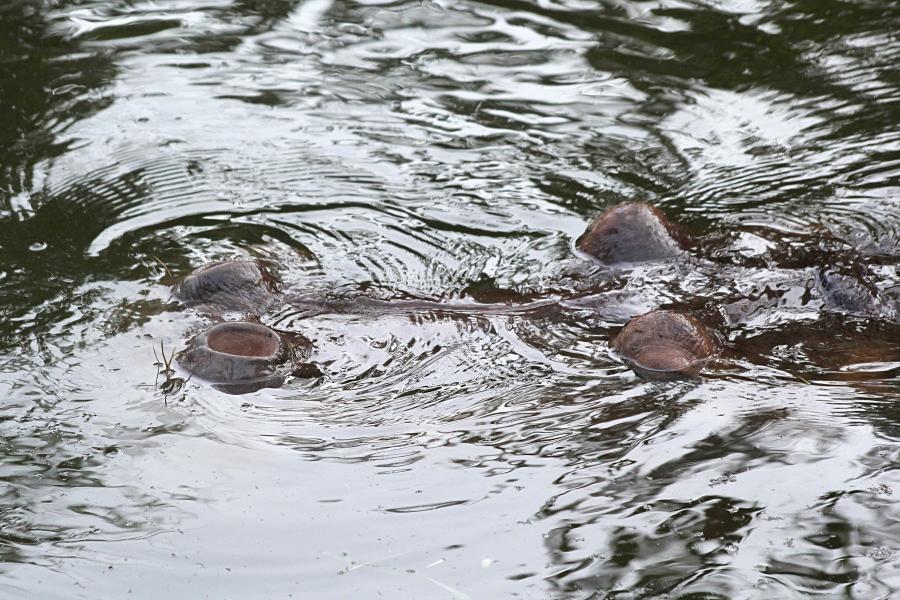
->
29, 241, 47, 252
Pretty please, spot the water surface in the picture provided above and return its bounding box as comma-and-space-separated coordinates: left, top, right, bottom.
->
1, 0, 899, 598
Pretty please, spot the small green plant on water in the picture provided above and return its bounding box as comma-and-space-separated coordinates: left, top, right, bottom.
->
152, 340, 191, 405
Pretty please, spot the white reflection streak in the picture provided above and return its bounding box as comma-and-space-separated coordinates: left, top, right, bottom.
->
287, 0, 334, 33
323, 550, 473, 599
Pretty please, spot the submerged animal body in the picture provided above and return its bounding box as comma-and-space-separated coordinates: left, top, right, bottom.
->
169, 201, 899, 388
816, 268, 898, 320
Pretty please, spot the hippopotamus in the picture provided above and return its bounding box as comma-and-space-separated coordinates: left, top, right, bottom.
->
169, 201, 900, 390
170, 259, 315, 393
574, 202, 899, 379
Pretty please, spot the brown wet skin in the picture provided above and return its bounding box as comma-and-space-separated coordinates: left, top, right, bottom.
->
612, 310, 719, 380
173, 260, 310, 393
206, 322, 282, 357
177, 321, 313, 394
178, 322, 285, 383
174, 259, 279, 313
576, 202, 685, 264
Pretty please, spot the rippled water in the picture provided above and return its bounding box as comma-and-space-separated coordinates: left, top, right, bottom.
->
1, 0, 899, 597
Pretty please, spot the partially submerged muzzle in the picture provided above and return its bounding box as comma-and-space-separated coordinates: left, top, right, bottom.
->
612, 310, 717, 379
178, 322, 292, 393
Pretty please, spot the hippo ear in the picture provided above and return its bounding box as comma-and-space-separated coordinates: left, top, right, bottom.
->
174, 260, 279, 314
577, 202, 685, 264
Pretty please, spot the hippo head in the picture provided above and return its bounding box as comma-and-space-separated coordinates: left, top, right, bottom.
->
612, 310, 718, 379
175, 260, 279, 314
177, 321, 314, 394
577, 202, 685, 265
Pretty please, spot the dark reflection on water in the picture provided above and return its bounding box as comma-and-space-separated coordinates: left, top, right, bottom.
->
0, 0, 899, 597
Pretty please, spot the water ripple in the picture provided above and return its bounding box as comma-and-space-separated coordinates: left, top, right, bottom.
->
1, 0, 899, 598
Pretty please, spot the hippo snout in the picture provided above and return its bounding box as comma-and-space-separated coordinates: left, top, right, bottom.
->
612, 310, 718, 379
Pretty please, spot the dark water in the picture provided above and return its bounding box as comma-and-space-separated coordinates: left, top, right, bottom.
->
1, 0, 899, 597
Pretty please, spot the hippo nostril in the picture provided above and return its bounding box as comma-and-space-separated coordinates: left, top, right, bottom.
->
176, 322, 293, 393
206, 325, 280, 358
612, 310, 718, 379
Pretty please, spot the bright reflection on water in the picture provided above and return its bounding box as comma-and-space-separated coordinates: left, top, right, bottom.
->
0, 0, 899, 598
